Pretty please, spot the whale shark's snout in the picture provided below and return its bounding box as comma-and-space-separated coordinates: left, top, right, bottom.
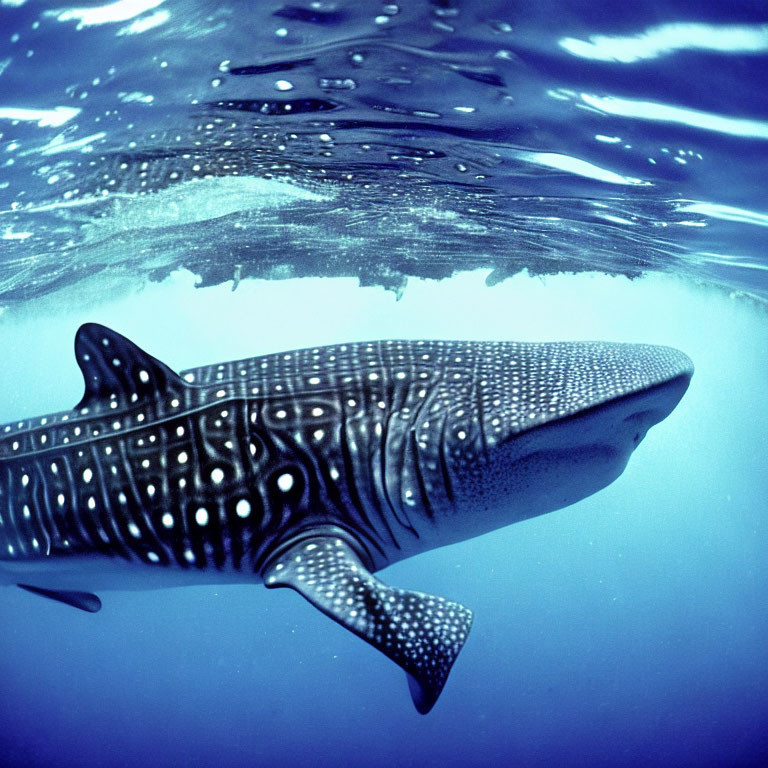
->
479, 340, 694, 441
444, 341, 693, 531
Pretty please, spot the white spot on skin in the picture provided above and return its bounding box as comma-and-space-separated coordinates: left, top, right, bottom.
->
57, 493, 65, 506
277, 473, 294, 492
176, 426, 185, 437
195, 507, 209, 526
83, 468, 93, 483
161, 513, 174, 528
147, 552, 160, 563
178, 451, 188, 464
128, 522, 141, 537
139, 370, 150, 384
21, 474, 29, 486
184, 549, 196, 563
210, 468, 224, 484
311, 407, 323, 417
235, 499, 251, 518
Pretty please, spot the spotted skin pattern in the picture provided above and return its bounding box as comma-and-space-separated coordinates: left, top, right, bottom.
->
0, 323, 692, 712
264, 536, 472, 714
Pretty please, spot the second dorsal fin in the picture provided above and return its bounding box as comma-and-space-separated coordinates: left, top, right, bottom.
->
74, 323, 185, 409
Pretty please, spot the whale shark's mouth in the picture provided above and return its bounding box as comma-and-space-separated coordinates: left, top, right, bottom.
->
444, 369, 693, 535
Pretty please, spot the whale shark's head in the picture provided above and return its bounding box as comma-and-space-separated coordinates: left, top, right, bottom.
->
437, 341, 693, 535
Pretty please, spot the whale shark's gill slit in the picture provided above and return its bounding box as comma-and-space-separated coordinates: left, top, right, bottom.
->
59, 453, 95, 554
401, 382, 440, 526
381, 409, 417, 540
473, 372, 488, 458
409, 430, 435, 521
88, 442, 131, 561
196, 409, 238, 571
188, 410, 227, 570
30, 462, 54, 557
32, 468, 53, 554
43, 453, 71, 552
2, 466, 22, 557
376, 411, 402, 536
338, 410, 383, 545
223, 400, 255, 571
438, 413, 455, 505
244, 427, 288, 571
115, 439, 163, 562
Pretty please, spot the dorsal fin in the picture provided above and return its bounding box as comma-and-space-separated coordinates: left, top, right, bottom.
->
74, 323, 185, 409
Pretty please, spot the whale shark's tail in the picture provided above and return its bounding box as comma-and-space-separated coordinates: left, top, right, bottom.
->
263, 533, 472, 714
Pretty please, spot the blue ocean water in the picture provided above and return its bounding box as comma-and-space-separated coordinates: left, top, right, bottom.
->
0, 1, 766, 766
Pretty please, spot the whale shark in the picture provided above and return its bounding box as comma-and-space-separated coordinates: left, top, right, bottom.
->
0, 324, 692, 713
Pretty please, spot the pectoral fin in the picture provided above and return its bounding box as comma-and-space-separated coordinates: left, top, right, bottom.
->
18, 583, 102, 613
262, 535, 472, 714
